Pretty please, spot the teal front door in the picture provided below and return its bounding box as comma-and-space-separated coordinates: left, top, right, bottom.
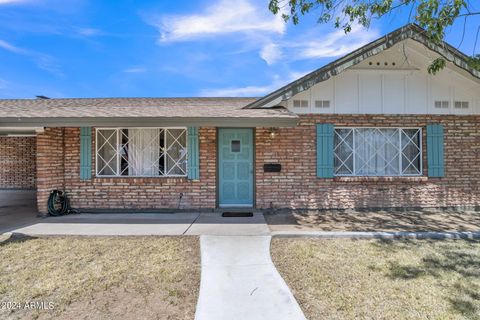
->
218, 128, 254, 207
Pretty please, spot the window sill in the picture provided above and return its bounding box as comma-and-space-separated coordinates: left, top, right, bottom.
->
93, 176, 189, 183
333, 176, 428, 183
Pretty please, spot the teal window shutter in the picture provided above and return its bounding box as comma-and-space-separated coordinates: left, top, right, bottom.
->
187, 127, 199, 180
316, 123, 334, 178
79, 127, 92, 180
426, 124, 445, 177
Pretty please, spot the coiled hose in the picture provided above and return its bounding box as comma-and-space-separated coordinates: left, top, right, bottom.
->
47, 190, 78, 216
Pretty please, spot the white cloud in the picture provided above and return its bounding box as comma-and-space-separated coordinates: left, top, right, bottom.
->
0, 0, 30, 4
148, 0, 285, 42
200, 71, 309, 97
0, 78, 7, 89
0, 39, 28, 54
260, 42, 282, 65
76, 28, 101, 37
203, 24, 378, 96
0, 39, 62, 76
201, 85, 271, 97
123, 67, 147, 73
35, 55, 63, 76
291, 24, 380, 59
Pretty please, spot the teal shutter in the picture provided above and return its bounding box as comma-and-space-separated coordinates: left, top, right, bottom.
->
79, 127, 92, 180
316, 123, 334, 178
426, 124, 445, 177
187, 127, 199, 180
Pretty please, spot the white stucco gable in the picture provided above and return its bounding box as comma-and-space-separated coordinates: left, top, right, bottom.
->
247, 24, 480, 115
285, 39, 480, 115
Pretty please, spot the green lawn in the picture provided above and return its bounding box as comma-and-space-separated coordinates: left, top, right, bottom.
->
272, 238, 480, 320
0, 235, 200, 320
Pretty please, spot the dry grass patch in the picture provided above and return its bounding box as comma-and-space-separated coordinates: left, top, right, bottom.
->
272, 238, 480, 320
266, 209, 480, 232
0, 235, 200, 320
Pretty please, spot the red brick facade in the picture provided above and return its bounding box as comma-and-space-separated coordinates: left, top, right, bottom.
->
35, 115, 480, 213
36, 128, 65, 212
36, 127, 217, 213
0, 137, 36, 189
256, 115, 480, 210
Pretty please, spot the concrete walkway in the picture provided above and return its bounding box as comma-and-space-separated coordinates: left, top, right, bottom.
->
195, 235, 306, 320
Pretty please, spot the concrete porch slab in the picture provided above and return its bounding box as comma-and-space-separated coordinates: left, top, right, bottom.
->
185, 212, 270, 236
0, 189, 40, 234
7, 213, 200, 236
4, 211, 271, 236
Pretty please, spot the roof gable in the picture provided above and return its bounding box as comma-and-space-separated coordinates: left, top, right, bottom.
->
245, 24, 480, 109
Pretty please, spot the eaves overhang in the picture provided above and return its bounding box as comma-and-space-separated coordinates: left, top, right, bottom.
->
0, 116, 299, 128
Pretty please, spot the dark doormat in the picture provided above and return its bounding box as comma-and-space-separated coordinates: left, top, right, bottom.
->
222, 212, 254, 217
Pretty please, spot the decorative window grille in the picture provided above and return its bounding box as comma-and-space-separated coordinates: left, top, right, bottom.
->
96, 128, 187, 177
334, 128, 422, 176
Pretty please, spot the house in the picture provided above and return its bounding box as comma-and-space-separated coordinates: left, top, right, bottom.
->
1, 24, 479, 214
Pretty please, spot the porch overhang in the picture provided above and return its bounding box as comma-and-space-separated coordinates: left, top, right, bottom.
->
0, 115, 298, 128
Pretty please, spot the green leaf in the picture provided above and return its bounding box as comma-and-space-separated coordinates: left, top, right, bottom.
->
427, 58, 446, 75
267, 0, 477, 72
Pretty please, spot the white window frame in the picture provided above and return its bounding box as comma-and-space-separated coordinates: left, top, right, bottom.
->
95, 127, 188, 178
334, 127, 423, 177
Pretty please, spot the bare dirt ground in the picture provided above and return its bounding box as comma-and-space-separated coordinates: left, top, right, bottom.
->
266, 208, 480, 232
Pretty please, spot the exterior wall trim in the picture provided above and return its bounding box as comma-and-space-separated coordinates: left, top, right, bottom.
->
0, 117, 298, 128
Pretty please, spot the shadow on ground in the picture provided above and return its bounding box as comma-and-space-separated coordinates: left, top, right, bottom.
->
266, 208, 480, 232
0, 232, 37, 246
375, 239, 480, 319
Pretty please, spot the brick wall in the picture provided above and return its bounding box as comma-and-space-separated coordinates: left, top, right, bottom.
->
35, 115, 480, 213
36, 127, 217, 213
36, 128, 65, 213
256, 114, 480, 209
0, 136, 36, 189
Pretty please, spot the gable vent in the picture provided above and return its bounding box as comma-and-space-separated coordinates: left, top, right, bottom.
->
454, 101, 469, 109
434, 101, 449, 109
315, 100, 330, 108
293, 100, 309, 108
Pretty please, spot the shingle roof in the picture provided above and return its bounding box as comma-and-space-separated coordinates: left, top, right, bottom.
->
0, 97, 298, 127
0, 97, 255, 117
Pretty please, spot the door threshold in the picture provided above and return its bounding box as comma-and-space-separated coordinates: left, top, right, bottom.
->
218, 205, 253, 208
214, 208, 260, 214
221, 212, 254, 217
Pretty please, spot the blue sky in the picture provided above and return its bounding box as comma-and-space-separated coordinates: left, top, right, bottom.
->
0, 0, 478, 99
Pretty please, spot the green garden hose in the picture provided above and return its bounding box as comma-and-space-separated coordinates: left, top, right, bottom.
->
47, 190, 77, 216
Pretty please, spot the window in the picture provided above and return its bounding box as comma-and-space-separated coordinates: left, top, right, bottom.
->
315, 100, 330, 108
231, 140, 241, 153
334, 128, 422, 176
293, 100, 308, 108
454, 101, 469, 109
96, 128, 187, 177
434, 100, 449, 109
